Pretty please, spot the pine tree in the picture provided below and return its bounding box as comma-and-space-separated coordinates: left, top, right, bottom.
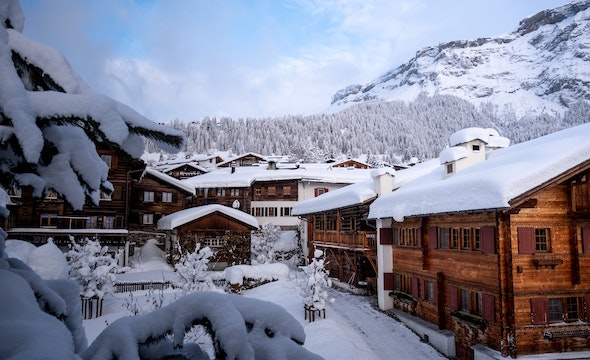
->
174, 242, 214, 294
251, 222, 280, 264
302, 249, 332, 311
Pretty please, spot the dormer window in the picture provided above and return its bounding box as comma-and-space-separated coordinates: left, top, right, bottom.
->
472, 144, 481, 152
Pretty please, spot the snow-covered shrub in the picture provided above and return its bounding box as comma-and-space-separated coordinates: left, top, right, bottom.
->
301, 249, 332, 311
224, 263, 290, 292
65, 237, 119, 299
251, 223, 281, 264
175, 242, 214, 294
274, 230, 303, 267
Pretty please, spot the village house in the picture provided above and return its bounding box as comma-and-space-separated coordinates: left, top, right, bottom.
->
5, 146, 144, 255
157, 204, 259, 269
369, 125, 590, 359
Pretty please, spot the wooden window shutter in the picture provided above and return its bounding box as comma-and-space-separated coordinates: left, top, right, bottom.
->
518, 227, 535, 254
433, 282, 438, 304
583, 227, 590, 254
314, 188, 318, 197
417, 228, 422, 247
411, 277, 419, 298
380, 228, 393, 245
585, 296, 590, 322
530, 298, 548, 325
482, 293, 495, 322
383, 273, 394, 290
481, 226, 496, 254
428, 227, 438, 249
448, 285, 459, 311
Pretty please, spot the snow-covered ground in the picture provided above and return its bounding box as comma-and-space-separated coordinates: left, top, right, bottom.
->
84, 272, 445, 360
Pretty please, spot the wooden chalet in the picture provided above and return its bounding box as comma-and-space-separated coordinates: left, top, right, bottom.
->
157, 204, 259, 269
217, 152, 266, 168
162, 162, 208, 179
369, 126, 590, 359
5, 146, 143, 252
128, 167, 196, 244
293, 169, 396, 288
330, 159, 373, 169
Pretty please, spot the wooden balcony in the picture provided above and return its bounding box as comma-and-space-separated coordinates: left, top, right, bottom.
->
312, 230, 377, 251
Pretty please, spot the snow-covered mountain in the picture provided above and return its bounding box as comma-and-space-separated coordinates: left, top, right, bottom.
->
329, 1, 590, 117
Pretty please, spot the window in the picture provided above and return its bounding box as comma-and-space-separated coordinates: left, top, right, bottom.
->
532, 297, 583, 324
461, 289, 470, 311
162, 192, 173, 202
45, 189, 58, 199
451, 228, 459, 249
314, 187, 328, 197
204, 238, 225, 247
216, 188, 226, 196
100, 154, 112, 168
474, 292, 483, 316
230, 188, 240, 197
143, 191, 154, 202
566, 297, 581, 322
462, 229, 471, 249
472, 144, 481, 152
548, 298, 564, 323
535, 228, 550, 252
446, 163, 453, 174
40, 213, 57, 227
267, 186, 276, 196
427, 282, 435, 301
254, 188, 262, 196
281, 207, 292, 216
283, 185, 291, 195
268, 207, 277, 216
142, 213, 154, 225
438, 228, 449, 249
474, 228, 480, 250
100, 190, 112, 201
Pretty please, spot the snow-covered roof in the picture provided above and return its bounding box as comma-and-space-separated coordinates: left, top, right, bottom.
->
144, 168, 196, 195
369, 123, 590, 222
157, 204, 259, 230
449, 127, 500, 146
181, 164, 373, 189
218, 152, 267, 167
292, 163, 438, 215
439, 147, 469, 164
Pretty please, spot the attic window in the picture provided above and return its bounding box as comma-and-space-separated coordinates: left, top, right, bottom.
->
472, 144, 481, 152
446, 163, 454, 174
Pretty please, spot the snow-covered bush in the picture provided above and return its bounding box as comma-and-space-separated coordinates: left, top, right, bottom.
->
301, 249, 332, 311
251, 223, 280, 264
65, 237, 119, 299
274, 230, 303, 267
175, 242, 214, 294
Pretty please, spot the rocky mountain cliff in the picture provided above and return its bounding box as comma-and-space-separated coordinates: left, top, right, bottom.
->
329, 1, 590, 117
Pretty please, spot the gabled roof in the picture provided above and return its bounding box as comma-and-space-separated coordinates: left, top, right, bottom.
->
217, 152, 267, 167
369, 123, 590, 222
143, 168, 196, 195
157, 204, 259, 230
330, 159, 373, 169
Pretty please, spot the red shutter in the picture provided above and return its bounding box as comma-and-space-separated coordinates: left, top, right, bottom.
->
383, 273, 394, 290
583, 227, 590, 254
380, 228, 393, 245
531, 298, 548, 325
411, 277, 419, 298
314, 188, 319, 197
448, 286, 459, 310
481, 226, 496, 253
428, 227, 438, 249
482, 293, 495, 322
518, 227, 535, 254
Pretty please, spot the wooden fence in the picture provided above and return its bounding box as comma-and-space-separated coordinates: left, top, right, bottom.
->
114, 281, 174, 293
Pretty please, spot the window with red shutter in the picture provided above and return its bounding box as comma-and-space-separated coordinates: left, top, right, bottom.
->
383, 273, 395, 290
448, 286, 459, 311
481, 226, 496, 254
518, 227, 535, 254
428, 227, 438, 249
380, 228, 393, 245
583, 227, 590, 254
482, 293, 495, 322
531, 298, 548, 325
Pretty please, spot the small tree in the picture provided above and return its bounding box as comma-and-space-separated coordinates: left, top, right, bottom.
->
65, 237, 119, 299
302, 249, 332, 313
175, 242, 214, 294
252, 223, 281, 264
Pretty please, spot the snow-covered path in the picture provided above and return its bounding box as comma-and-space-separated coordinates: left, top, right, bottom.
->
327, 288, 446, 360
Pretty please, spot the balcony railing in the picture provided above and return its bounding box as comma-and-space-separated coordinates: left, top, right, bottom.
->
312, 230, 377, 250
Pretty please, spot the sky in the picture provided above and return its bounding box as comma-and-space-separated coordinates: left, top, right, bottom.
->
19, 0, 572, 123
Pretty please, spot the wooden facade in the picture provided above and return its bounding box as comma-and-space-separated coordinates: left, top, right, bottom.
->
164, 163, 207, 179
383, 162, 590, 358
303, 202, 377, 287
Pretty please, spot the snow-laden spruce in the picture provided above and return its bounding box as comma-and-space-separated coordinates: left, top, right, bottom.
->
302, 249, 333, 311
175, 242, 215, 294
251, 223, 281, 265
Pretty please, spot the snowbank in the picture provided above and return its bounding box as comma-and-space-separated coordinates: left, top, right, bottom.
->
224, 263, 290, 286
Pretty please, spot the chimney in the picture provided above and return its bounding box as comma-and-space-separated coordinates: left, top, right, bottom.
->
267, 160, 277, 170
371, 168, 395, 196
231, 161, 236, 174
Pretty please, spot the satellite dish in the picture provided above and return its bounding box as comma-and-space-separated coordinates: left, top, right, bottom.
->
232, 200, 240, 209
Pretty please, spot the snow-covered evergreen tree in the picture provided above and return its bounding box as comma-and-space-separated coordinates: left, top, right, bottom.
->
175, 242, 214, 294
251, 222, 281, 265
65, 238, 119, 299
302, 249, 332, 311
